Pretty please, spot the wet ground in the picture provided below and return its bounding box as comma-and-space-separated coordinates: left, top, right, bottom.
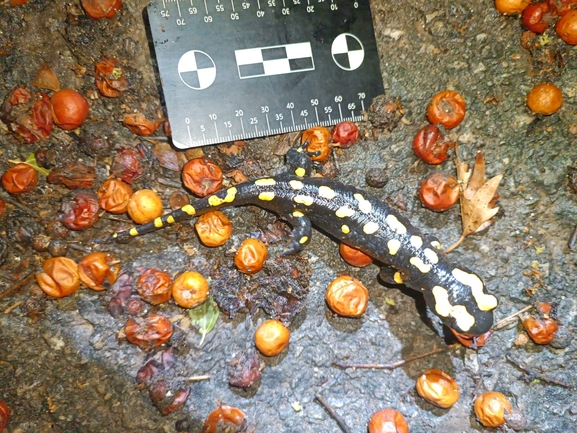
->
1, 0, 576, 432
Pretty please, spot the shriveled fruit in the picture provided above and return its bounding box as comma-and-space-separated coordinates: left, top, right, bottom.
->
47, 162, 96, 190
60, 190, 100, 230
418, 172, 460, 212
97, 179, 133, 214
78, 252, 119, 291
95, 58, 129, 97
332, 121, 359, 148
125, 314, 172, 350
123, 112, 163, 136
325, 275, 369, 317
127, 189, 163, 224
0, 87, 53, 143
51, 89, 89, 130
522, 316, 558, 344
416, 369, 460, 408
234, 238, 268, 274
2, 163, 38, 194
81, 0, 122, 18
427, 90, 466, 129
527, 83, 563, 115
35, 257, 80, 298
195, 210, 232, 247
137, 268, 172, 305
254, 319, 290, 356
171, 271, 209, 308
202, 406, 247, 433
474, 391, 512, 427
412, 124, 453, 165
368, 408, 409, 433
182, 157, 223, 197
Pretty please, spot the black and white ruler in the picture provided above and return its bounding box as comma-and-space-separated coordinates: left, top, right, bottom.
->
147, 0, 384, 149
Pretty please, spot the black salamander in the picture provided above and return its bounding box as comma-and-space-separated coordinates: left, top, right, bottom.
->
111, 145, 498, 335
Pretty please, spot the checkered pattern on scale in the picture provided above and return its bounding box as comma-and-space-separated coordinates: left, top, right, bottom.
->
235, 42, 314, 79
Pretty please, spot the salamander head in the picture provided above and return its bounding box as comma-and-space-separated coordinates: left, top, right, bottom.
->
426, 267, 498, 336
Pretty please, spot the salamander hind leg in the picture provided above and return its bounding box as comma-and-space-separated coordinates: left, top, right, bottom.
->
282, 211, 312, 255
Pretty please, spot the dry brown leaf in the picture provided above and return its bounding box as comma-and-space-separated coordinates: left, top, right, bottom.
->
445, 148, 502, 253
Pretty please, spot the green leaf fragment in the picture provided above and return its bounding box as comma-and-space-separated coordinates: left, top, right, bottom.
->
24, 153, 51, 177
188, 295, 219, 347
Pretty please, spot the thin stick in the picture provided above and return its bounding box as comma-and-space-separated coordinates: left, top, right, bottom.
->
493, 305, 533, 330
315, 393, 352, 433
187, 374, 211, 382
0, 271, 35, 301
443, 234, 465, 254
506, 354, 574, 389
3, 300, 24, 314
332, 345, 452, 370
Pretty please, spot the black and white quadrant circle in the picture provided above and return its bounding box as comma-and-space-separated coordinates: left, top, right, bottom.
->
331, 33, 364, 71
178, 50, 216, 90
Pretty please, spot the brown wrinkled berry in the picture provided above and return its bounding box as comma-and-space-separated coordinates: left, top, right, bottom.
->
97, 179, 133, 214
78, 252, 119, 291
0, 87, 53, 144
94, 58, 129, 97
228, 350, 263, 389
123, 112, 163, 136
418, 172, 460, 212
427, 90, 466, 129
325, 275, 369, 317
60, 190, 100, 230
412, 124, 453, 165
125, 313, 172, 350
474, 391, 513, 427
47, 162, 96, 190
2, 163, 38, 194
111, 147, 145, 184
254, 320, 290, 356
339, 243, 373, 267
172, 271, 209, 309
127, 189, 163, 224
522, 316, 558, 344
51, 89, 89, 130
234, 238, 268, 274
195, 210, 232, 247
416, 369, 460, 408
365, 167, 389, 188
182, 158, 223, 197
332, 121, 359, 148
302, 126, 332, 161
35, 257, 80, 298
202, 406, 247, 433
368, 408, 409, 433
137, 268, 172, 305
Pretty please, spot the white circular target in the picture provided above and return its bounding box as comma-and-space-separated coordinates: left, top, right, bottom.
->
331, 33, 365, 71
178, 50, 216, 90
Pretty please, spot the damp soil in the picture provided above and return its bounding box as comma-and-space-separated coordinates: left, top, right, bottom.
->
1, 1, 576, 432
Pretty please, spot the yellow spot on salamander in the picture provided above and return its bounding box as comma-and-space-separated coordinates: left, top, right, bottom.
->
258, 191, 275, 201
363, 222, 379, 234
410, 235, 423, 249
410, 257, 431, 273
354, 193, 372, 214
431, 286, 475, 332
341, 225, 350, 234
294, 195, 314, 206
393, 272, 404, 284
208, 187, 238, 206
431, 240, 441, 250
452, 268, 498, 312
335, 206, 355, 218
424, 248, 439, 264
387, 239, 401, 255
318, 186, 336, 200
295, 167, 306, 177
385, 214, 407, 235
293, 211, 304, 218
255, 178, 276, 186
167, 215, 175, 224
299, 236, 308, 244
182, 205, 196, 216
154, 217, 163, 228
129, 228, 139, 237
290, 180, 304, 190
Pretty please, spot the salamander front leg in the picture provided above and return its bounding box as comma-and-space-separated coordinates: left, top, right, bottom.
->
282, 211, 312, 255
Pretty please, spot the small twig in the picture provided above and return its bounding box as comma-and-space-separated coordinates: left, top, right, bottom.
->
315, 393, 352, 433
3, 300, 24, 314
140, 136, 170, 143
0, 271, 35, 301
187, 374, 211, 382
443, 234, 465, 254
493, 305, 533, 330
506, 354, 575, 389
156, 177, 182, 188
68, 244, 92, 254
333, 345, 453, 370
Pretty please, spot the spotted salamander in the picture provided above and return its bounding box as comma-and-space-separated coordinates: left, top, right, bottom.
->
110, 144, 498, 335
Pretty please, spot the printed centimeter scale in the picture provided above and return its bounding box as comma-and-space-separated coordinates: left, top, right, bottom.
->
111, 145, 498, 335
